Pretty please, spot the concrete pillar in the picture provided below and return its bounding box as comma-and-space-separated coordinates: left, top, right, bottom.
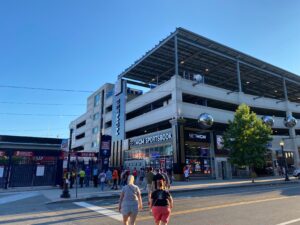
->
169, 118, 186, 180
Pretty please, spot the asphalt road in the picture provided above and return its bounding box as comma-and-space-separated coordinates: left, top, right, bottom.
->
1, 183, 300, 225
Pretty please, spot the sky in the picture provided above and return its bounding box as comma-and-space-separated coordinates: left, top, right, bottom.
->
0, 1, 300, 138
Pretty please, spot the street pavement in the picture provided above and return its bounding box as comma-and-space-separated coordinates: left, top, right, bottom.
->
1, 182, 300, 224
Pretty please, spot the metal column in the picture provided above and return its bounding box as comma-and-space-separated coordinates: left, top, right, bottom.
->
174, 35, 179, 75
237, 60, 242, 93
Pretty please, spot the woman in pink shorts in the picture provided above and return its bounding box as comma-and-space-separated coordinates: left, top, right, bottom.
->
150, 180, 173, 225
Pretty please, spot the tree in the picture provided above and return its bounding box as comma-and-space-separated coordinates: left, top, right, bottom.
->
223, 104, 272, 182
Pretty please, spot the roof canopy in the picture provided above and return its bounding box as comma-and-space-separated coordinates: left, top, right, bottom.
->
119, 27, 300, 103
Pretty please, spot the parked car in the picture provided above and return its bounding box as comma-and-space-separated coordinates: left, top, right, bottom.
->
292, 168, 300, 177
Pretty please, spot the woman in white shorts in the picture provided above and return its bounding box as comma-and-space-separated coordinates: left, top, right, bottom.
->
119, 175, 143, 225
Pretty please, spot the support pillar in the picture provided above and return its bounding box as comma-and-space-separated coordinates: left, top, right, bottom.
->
283, 78, 300, 168
170, 118, 186, 180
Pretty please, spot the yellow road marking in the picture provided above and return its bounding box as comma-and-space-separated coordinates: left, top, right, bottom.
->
138, 196, 292, 221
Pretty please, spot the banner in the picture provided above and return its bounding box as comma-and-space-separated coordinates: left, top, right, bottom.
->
14, 151, 34, 157
100, 135, 111, 157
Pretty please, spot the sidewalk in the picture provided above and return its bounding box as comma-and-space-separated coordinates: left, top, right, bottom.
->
42, 176, 299, 204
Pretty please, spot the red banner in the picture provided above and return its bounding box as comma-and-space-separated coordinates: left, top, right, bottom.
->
35, 156, 56, 162
14, 151, 34, 157
60, 151, 96, 158
77, 152, 96, 157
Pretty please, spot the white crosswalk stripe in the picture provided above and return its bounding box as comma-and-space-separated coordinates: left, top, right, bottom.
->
0, 192, 39, 205
74, 201, 123, 221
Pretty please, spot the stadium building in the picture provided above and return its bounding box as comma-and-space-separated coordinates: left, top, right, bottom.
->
71, 28, 300, 179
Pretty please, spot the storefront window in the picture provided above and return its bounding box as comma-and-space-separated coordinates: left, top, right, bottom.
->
124, 144, 173, 170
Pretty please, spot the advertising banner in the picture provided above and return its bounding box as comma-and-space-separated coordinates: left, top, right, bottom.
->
100, 135, 111, 157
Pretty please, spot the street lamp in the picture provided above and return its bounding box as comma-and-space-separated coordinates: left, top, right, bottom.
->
279, 139, 290, 181
61, 129, 73, 198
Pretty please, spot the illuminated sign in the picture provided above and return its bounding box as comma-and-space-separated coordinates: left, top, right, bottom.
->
129, 129, 172, 148
115, 99, 121, 136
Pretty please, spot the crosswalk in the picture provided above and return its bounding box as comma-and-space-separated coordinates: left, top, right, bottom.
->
0, 192, 39, 205
75, 202, 123, 221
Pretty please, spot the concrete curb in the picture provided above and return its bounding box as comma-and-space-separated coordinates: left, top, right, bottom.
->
46, 179, 300, 205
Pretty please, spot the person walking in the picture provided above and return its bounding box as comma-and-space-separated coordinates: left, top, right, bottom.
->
69, 169, 76, 189
138, 168, 145, 186
150, 180, 173, 225
93, 166, 99, 187
162, 169, 170, 190
118, 175, 143, 225
79, 168, 85, 188
145, 167, 154, 205
153, 169, 165, 190
98, 170, 106, 191
132, 167, 138, 184
106, 169, 113, 188
184, 166, 190, 182
85, 166, 91, 187
112, 168, 119, 190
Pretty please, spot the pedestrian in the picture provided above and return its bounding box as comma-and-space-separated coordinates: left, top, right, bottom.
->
120, 169, 126, 186
79, 168, 85, 188
106, 168, 113, 187
122, 169, 130, 186
118, 175, 143, 225
69, 169, 76, 189
162, 169, 170, 190
153, 169, 165, 190
132, 167, 138, 184
138, 168, 145, 186
112, 168, 119, 190
85, 166, 91, 187
145, 167, 154, 205
98, 170, 106, 191
93, 166, 99, 187
150, 180, 173, 225
184, 166, 190, 182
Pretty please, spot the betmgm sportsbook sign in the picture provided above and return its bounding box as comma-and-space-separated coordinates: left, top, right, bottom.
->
129, 129, 172, 149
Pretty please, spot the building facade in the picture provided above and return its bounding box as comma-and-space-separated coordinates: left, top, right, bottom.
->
69, 83, 114, 152
71, 28, 300, 179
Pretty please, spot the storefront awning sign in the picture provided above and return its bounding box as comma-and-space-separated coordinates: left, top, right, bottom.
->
14, 151, 34, 157
130, 129, 172, 149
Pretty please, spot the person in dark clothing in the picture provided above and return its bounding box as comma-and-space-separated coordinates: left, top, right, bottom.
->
153, 169, 165, 190
93, 167, 99, 187
150, 180, 173, 225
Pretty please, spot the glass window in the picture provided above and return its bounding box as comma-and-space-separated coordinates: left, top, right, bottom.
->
91, 141, 98, 148
94, 94, 100, 107
92, 127, 99, 134
93, 112, 100, 120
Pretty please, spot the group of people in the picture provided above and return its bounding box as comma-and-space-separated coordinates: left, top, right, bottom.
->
119, 167, 173, 225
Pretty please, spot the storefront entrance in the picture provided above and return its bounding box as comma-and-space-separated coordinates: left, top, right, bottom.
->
184, 130, 214, 178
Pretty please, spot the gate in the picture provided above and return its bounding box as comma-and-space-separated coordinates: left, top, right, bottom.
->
9, 157, 60, 187
10, 164, 35, 187
0, 165, 8, 188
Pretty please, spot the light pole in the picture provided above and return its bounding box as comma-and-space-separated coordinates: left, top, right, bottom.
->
61, 129, 73, 198
280, 139, 290, 181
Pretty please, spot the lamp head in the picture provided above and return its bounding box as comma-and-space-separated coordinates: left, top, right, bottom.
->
280, 140, 284, 147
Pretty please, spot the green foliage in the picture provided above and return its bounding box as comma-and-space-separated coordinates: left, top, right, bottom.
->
223, 104, 272, 169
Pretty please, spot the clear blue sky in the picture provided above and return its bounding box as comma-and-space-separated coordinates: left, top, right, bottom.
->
0, 1, 300, 138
